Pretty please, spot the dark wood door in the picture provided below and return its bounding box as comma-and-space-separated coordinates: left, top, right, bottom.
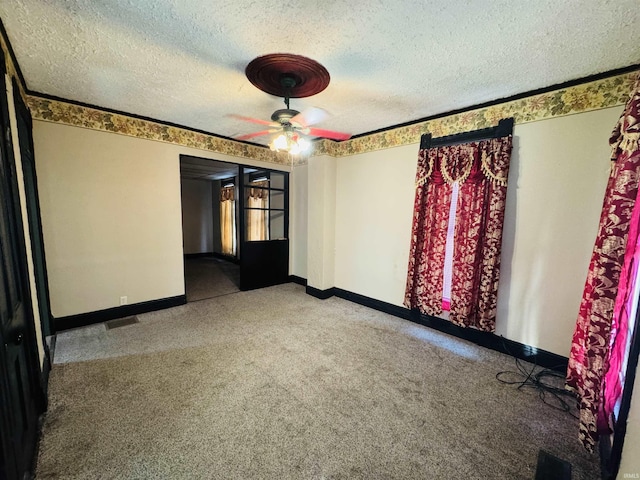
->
239, 167, 289, 290
0, 64, 41, 479
13, 79, 52, 339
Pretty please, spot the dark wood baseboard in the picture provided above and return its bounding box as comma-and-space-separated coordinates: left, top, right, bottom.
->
37, 344, 51, 412
184, 252, 240, 264
212, 252, 240, 264
409, 309, 568, 373
305, 286, 335, 299
333, 288, 411, 321
183, 252, 240, 265
54, 295, 187, 331
599, 433, 614, 480
303, 282, 568, 372
184, 252, 214, 259
289, 275, 307, 286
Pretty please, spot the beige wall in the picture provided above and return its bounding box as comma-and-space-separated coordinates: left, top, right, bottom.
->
495, 109, 617, 354
32, 120, 290, 318
307, 155, 337, 291
290, 163, 308, 277
333, 106, 621, 357
181, 178, 214, 255
334, 143, 417, 303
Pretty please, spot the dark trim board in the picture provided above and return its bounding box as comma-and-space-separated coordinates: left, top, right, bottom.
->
350, 63, 640, 140
305, 286, 335, 300
409, 307, 568, 373
211, 252, 240, 264
184, 252, 215, 259
333, 288, 411, 321
300, 281, 568, 372
288, 275, 307, 286
334, 287, 568, 371
54, 295, 187, 331
421, 118, 514, 149
38, 346, 51, 410
184, 252, 240, 264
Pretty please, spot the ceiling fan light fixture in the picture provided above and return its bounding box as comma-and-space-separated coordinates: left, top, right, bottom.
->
271, 133, 289, 151
269, 131, 310, 155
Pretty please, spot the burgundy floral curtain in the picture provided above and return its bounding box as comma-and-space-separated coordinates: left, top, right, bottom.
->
566, 74, 640, 451
404, 148, 453, 316
450, 138, 512, 330
404, 135, 513, 332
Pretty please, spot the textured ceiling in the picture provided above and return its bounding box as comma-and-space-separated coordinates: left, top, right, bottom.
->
180, 157, 239, 181
1, 1, 639, 146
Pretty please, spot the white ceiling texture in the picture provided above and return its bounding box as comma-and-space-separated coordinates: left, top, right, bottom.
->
1, 1, 639, 147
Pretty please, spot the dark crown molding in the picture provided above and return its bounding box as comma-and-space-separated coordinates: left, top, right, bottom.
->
351, 63, 640, 140
2, 15, 638, 147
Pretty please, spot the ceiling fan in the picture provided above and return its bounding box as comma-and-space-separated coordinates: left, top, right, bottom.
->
232, 54, 351, 154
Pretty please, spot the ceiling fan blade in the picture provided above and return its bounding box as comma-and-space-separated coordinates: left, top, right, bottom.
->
235, 130, 274, 141
291, 107, 329, 128
306, 127, 352, 141
228, 114, 278, 127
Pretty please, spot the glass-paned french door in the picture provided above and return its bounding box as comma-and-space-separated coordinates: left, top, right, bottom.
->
239, 167, 289, 290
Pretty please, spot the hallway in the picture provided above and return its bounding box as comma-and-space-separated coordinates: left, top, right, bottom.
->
184, 256, 240, 302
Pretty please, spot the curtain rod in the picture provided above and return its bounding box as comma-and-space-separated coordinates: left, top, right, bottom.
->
420, 117, 514, 149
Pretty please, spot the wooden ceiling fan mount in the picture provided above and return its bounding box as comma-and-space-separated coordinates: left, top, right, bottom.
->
245, 53, 330, 99
233, 54, 351, 148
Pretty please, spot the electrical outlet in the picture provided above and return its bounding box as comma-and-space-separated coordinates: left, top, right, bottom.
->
120, 296, 128, 305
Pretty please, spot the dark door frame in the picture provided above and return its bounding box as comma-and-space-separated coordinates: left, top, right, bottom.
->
12, 78, 53, 344
178, 155, 291, 294
0, 51, 47, 480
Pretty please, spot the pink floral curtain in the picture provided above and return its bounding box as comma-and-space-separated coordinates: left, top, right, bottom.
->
566, 74, 640, 451
600, 199, 640, 428
404, 135, 513, 332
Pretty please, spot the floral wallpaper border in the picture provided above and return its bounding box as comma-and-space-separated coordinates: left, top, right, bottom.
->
27, 96, 293, 166
26, 69, 639, 166
313, 70, 639, 158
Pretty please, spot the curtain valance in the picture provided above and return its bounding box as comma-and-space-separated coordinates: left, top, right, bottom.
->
415, 138, 511, 188
247, 181, 269, 200
220, 186, 235, 202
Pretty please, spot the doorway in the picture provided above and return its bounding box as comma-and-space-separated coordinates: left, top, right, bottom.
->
180, 156, 241, 302
179, 156, 291, 300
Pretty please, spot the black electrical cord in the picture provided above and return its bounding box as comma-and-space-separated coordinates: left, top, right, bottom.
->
496, 339, 579, 419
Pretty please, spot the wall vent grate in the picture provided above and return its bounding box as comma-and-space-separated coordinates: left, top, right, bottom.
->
105, 316, 139, 330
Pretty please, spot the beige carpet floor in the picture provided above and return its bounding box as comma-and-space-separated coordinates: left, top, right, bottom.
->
184, 256, 240, 302
38, 283, 600, 479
